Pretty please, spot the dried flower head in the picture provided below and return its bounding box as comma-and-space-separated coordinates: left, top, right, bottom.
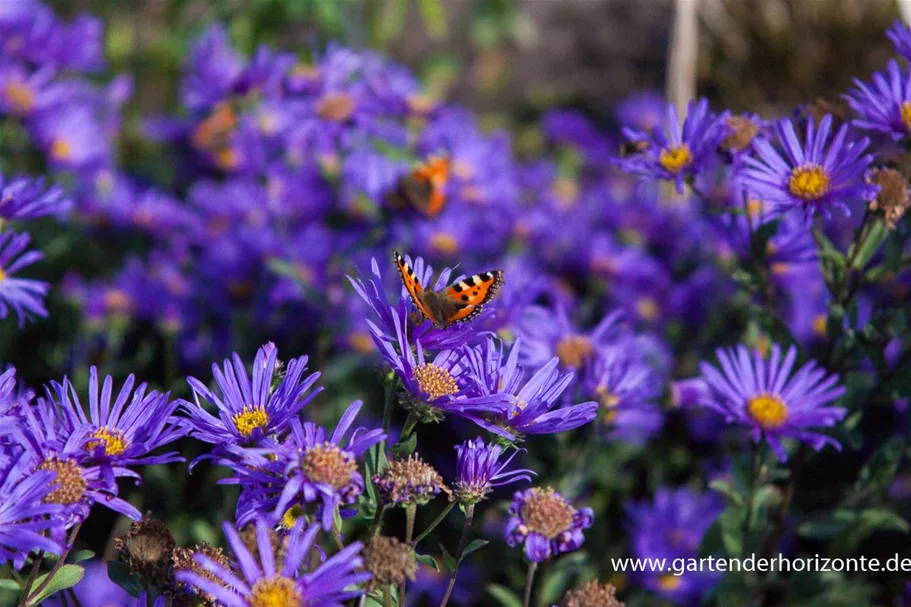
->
560, 580, 625, 607
169, 543, 233, 607
113, 515, 176, 586
238, 523, 288, 572
363, 536, 418, 590
720, 115, 759, 153
868, 167, 910, 228
373, 454, 452, 506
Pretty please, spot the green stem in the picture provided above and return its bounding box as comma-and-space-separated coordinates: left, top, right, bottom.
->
400, 504, 417, 606
523, 561, 538, 607
370, 504, 388, 537
67, 588, 84, 607
383, 585, 393, 607
437, 504, 475, 607
743, 441, 761, 550
25, 520, 82, 605
18, 551, 44, 607
376, 376, 397, 472
411, 501, 456, 547
399, 412, 419, 442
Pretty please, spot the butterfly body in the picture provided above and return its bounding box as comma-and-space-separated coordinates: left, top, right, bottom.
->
387, 155, 451, 218
394, 250, 503, 329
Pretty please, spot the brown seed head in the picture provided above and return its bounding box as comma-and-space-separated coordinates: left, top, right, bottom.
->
868, 167, 910, 229
560, 580, 625, 607
113, 516, 176, 586
169, 544, 233, 607
363, 536, 418, 590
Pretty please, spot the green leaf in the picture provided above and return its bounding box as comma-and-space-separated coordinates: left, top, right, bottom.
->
391, 432, 417, 458
853, 219, 888, 269
0, 579, 20, 591
858, 508, 909, 533
414, 553, 440, 572
460, 539, 489, 560
107, 561, 142, 598
26, 564, 84, 606
718, 509, 743, 557
439, 544, 457, 572
709, 479, 744, 507
487, 584, 523, 607
68, 550, 95, 564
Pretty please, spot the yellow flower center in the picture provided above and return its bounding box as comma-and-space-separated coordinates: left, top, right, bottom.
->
746, 198, 764, 219
248, 576, 301, 607
413, 363, 459, 401
301, 443, 357, 489
658, 574, 682, 591
747, 394, 788, 429
812, 314, 828, 337
635, 296, 660, 321
429, 233, 459, 256
37, 458, 87, 505
280, 505, 304, 530
555, 335, 594, 369
348, 332, 375, 354
5, 82, 34, 114
51, 139, 73, 162
0, 267, 6, 282
86, 427, 128, 457
215, 147, 239, 170
658, 144, 692, 174
901, 101, 911, 131
788, 164, 830, 200
233, 405, 269, 438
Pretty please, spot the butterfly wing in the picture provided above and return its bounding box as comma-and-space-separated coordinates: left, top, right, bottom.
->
393, 250, 437, 323
394, 155, 450, 218
441, 270, 504, 324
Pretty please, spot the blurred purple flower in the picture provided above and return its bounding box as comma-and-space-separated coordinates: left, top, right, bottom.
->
0, 230, 48, 327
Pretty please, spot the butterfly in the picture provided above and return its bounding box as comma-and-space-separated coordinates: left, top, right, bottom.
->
618, 140, 650, 157
386, 155, 451, 218
393, 250, 504, 329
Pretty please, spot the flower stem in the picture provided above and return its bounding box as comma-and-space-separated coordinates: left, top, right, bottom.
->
25, 520, 83, 606
742, 441, 761, 549
523, 561, 538, 607
437, 504, 475, 607
370, 503, 388, 537
399, 504, 417, 606
383, 585, 394, 607
377, 375, 397, 471
18, 551, 44, 607
411, 501, 455, 547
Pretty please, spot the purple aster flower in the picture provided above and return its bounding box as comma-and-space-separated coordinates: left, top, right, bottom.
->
453, 437, 533, 505
369, 313, 504, 423
0, 230, 48, 327
698, 344, 846, 461
0, 62, 68, 117
182, 343, 322, 447
0, 172, 70, 220
505, 486, 593, 562
45, 367, 184, 473
31, 103, 111, 171
586, 339, 663, 438
626, 487, 722, 604
0, 365, 31, 437
844, 59, 911, 141
614, 98, 729, 193
232, 400, 384, 530
462, 338, 598, 441
888, 20, 911, 61
175, 519, 370, 607
18, 398, 142, 534
513, 304, 623, 374
737, 114, 877, 218
0, 452, 65, 569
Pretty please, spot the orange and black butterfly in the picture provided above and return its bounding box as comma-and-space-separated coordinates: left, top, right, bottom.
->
393, 250, 503, 329
191, 103, 238, 152
387, 155, 451, 219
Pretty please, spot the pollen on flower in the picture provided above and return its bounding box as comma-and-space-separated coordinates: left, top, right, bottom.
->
658, 144, 692, 174
556, 335, 594, 369
413, 363, 459, 401
635, 296, 659, 321
520, 487, 577, 539
249, 576, 301, 607
87, 426, 128, 456
430, 232, 460, 256
4, 82, 35, 114
301, 442, 357, 489
747, 394, 789, 429
280, 504, 304, 530
37, 458, 87, 505
901, 101, 911, 132
0, 267, 6, 282
596, 386, 621, 410
788, 164, 830, 200
812, 314, 828, 337
233, 405, 269, 438
316, 92, 356, 122
658, 574, 682, 591
51, 139, 73, 162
